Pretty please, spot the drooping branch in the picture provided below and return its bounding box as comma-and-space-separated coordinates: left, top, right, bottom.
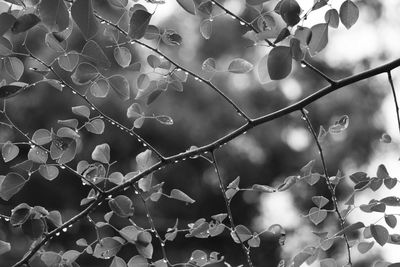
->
300, 109, 352, 266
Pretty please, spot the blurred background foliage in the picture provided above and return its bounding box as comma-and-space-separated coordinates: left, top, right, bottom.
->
0, 0, 399, 266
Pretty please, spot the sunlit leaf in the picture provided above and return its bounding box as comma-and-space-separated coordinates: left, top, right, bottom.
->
370, 224, 389, 246
170, 189, 195, 204
176, 0, 196, 15
81, 40, 111, 68
108, 195, 134, 218
72, 105, 90, 119
200, 19, 212, 39
58, 52, 79, 72
228, 58, 253, 74
39, 165, 59, 181
308, 207, 327, 225
325, 9, 339, 28
11, 13, 40, 33
309, 23, 329, 56
155, 115, 173, 125
5, 57, 24, 80
85, 119, 105, 134
71, 63, 99, 85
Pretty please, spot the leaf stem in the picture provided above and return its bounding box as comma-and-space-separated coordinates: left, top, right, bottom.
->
300, 109, 352, 266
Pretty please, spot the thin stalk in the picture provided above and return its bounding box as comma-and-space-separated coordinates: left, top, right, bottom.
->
388, 71, 400, 135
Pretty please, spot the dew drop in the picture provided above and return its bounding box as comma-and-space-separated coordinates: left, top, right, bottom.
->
210, 18, 214, 22
160, 56, 164, 59
91, 107, 95, 111
240, 21, 245, 26
130, 133, 134, 136
143, 144, 147, 147
194, 77, 199, 81
185, 72, 189, 75
111, 122, 115, 125
69, 224, 73, 228
231, 15, 236, 19
56, 232, 60, 236
301, 63, 306, 68
72, 91, 76, 94
100, 21, 106, 24
174, 160, 179, 163
60, 166, 66, 169
130, 41, 136, 44
4, 217, 9, 222
176, 68, 181, 71
62, 228, 67, 232
108, 195, 112, 198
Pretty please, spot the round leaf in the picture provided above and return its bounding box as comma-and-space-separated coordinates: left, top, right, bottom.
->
92, 143, 110, 164
267, 46, 292, 80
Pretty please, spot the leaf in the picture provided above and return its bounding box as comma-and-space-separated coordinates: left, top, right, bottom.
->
267, 46, 292, 80
325, 9, 339, 28
162, 30, 182, 46
134, 117, 145, 128
294, 26, 312, 46
47, 210, 62, 227
147, 54, 161, 69
335, 222, 365, 236
311, 196, 329, 208
71, 63, 99, 85
144, 25, 160, 40
308, 207, 327, 225
92, 143, 110, 164
58, 52, 79, 72
380, 196, 400, 206
137, 73, 150, 89
232, 225, 252, 243
81, 40, 111, 69
108, 75, 130, 101
308, 23, 329, 56
22, 218, 45, 239
93, 237, 124, 259
62, 250, 80, 263
247, 0, 271, 5
127, 255, 148, 267
277, 175, 297, 191
5, 57, 24, 80
136, 149, 152, 170
114, 47, 131, 68
200, 19, 212, 39
320, 258, 337, 267
108, 195, 134, 218
41, 251, 62, 266
72, 105, 90, 118
278, 0, 301, 26
176, 0, 196, 15
329, 115, 349, 134
0, 240, 10, 255
111, 256, 127, 267
202, 58, 216, 72
377, 164, 389, 179
10, 203, 31, 226
167, 80, 183, 92
11, 14, 40, 33
0, 13, 16, 36
129, 9, 152, 39
251, 184, 276, 193
227, 176, 240, 189
90, 79, 110, 98
39, 165, 59, 181
370, 224, 389, 246
340, 0, 359, 29
380, 133, 392, 143
85, 119, 105, 134
385, 215, 397, 228
127, 103, 143, 119
170, 189, 195, 204
108, 0, 128, 8
155, 115, 173, 125
290, 38, 305, 61
28, 146, 48, 163
0, 36, 13, 56
228, 58, 253, 74
71, 0, 98, 39
38, 0, 69, 32
2, 141, 19, 162
357, 241, 374, 254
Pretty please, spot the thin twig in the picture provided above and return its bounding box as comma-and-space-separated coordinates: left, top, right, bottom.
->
388, 71, 400, 135
210, 151, 253, 267
212, 0, 337, 85
300, 109, 352, 266
94, 14, 252, 122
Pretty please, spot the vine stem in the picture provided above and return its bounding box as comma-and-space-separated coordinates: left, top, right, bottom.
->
211, 0, 337, 85
94, 14, 252, 123
210, 151, 254, 267
24, 47, 165, 161
387, 71, 400, 135
300, 109, 352, 266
